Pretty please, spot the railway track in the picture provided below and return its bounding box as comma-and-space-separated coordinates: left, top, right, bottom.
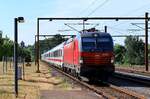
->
93, 82, 146, 99
43, 62, 146, 99
109, 71, 150, 98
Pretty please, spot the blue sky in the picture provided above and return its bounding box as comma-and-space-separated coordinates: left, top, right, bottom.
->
0, 0, 150, 45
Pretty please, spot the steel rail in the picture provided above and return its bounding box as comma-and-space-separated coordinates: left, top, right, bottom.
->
109, 84, 146, 99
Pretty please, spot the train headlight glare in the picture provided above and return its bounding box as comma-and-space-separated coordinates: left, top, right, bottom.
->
80, 57, 83, 63
111, 57, 114, 63
93, 34, 98, 37
80, 59, 83, 63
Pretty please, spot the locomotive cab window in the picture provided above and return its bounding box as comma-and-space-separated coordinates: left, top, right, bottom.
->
97, 37, 113, 51
82, 38, 96, 51
82, 36, 113, 52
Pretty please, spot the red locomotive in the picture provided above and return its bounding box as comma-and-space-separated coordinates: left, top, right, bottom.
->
42, 28, 114, 81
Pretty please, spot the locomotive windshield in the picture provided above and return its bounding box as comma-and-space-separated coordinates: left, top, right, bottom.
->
82, 37, 113, 52
82, 38, 96, 49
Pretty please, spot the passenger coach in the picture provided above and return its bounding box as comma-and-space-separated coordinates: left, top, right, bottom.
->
41, 42, 64, 68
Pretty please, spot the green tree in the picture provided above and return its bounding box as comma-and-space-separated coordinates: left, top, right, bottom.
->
114, 44, 126, 64
39, 34, 66, 54
2, 38, 13, 56
124, 36, 144, 65
18, 41, 32, 62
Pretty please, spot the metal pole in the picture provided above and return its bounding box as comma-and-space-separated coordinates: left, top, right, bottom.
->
145, 12, 149, 71
6, 56, 7, 72
83, 20, 85, 33
22, 58, 25, 80
10, 57, 11, 69
104, 26, 107, 32
2, 56, 5, 74
14, 18, 18, 97
36, 18, 40, 72
35, 35, 37, 66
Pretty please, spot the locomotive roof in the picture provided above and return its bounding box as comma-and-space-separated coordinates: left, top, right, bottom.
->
80, 32, 111, 37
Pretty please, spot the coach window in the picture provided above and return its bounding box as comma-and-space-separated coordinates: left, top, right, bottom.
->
60, 50, 62, 56
53, 52, 55, 57
54, 51, 56, 57
57, 50, 59, 57
60, 50, 61, 56
55, 51, 57, 57
59, 50, 61, 56
58, 50, 60, 57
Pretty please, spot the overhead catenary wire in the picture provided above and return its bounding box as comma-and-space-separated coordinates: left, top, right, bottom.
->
111, 2, 150, 28
78, 0, 99, 24
87, 0, 109, 16
79, 0, 99, 15
123, 2, 150, 16
107, 26, 145, 35
94, 2, 150, 33
78, 0, 109, 28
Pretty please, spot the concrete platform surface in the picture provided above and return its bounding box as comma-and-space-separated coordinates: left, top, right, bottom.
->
40, 90, 102, 99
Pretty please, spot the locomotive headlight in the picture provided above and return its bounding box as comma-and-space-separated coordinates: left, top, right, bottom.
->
80, 60, 83, 63
80, 57, 83, 63
111, 57, 114, 63
93, 33, 98, 37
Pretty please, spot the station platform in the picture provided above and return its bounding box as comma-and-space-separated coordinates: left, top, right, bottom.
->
115, 71, 150, 85
40, 90, 101, 99
115, 71, 150, 80
115, 67, 150, 76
